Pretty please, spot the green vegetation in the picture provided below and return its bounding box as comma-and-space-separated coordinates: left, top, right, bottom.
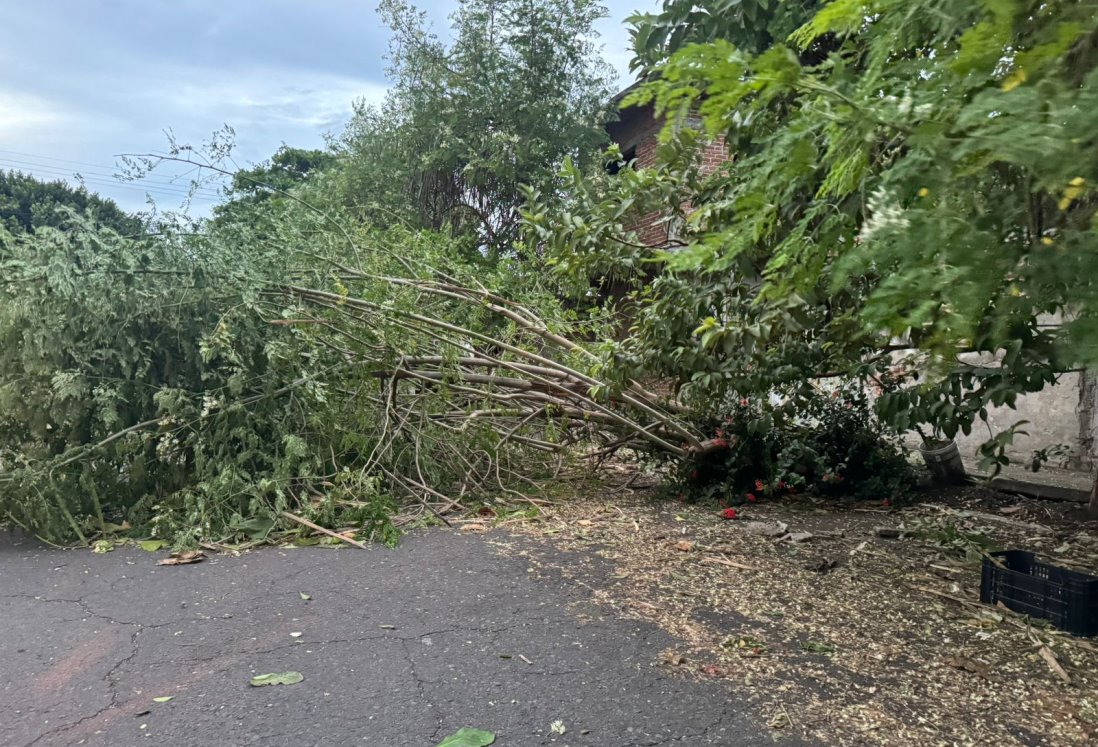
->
528, 0, 1098, 497
0, 169, 141, 235
4, 0, 1096, 546
340, 0, 614, 257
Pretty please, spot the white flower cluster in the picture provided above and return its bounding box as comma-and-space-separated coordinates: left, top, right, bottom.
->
155, 415, 186, 465
858, 186, 910, 244
155, 432, 186, 465
200, 394, 221, 418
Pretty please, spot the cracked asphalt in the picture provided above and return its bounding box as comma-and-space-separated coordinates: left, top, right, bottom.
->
1, 528, 780, 747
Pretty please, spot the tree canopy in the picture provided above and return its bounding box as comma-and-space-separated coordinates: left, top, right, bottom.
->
340, 0, 615, 258
0, 169, 142, 235
527, 0, 1098, 475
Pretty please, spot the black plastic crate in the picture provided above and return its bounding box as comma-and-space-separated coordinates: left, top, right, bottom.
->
980, 550, 1098, 636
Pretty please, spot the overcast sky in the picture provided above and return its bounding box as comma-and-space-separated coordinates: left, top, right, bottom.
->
0, 1, 657, 214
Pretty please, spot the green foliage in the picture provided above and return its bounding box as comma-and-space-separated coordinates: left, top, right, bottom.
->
339, 0, 615, 257
670, 384, 914, 504
627, 0, 824, 71
0, 154, 615, 545
0, 198, 336, 545
214, 146, 337, 217
0, 169, 142, 235
527, 0, 1098, 468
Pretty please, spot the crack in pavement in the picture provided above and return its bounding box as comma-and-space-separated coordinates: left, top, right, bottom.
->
23, 624, 143, 747
401, 637, 445, 743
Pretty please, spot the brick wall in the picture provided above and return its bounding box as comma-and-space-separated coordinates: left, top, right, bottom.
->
607, 102, 729, 248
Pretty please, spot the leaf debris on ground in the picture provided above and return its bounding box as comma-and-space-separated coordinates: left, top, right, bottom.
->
497, 478, 1098, 746
156, 550, 206, 566
249, 671, 304, 687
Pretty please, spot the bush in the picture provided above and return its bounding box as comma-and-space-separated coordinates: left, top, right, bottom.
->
668, 383, 915, 506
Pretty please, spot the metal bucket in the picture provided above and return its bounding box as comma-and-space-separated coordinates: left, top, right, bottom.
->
919, 440, 967, 484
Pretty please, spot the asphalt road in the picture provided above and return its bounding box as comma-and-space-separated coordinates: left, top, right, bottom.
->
1, 528, 776, 747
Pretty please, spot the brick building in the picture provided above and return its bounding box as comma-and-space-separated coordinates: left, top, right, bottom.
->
606, 85, 729, 247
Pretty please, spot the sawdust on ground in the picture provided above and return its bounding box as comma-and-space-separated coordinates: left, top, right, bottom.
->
485, 480, 1098, 746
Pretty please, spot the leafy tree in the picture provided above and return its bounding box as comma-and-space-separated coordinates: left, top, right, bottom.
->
340, 0, 615, 258
627, 0, 823, 70
526, 0, 1098, 507
214, 146, 337, 218
0, 170, 142, 235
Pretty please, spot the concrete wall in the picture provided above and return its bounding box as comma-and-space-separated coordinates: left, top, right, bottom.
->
948, 370, 1096, 468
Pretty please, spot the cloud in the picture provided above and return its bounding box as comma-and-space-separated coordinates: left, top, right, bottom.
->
0, 0, 659, 213
0, 89, 78, 139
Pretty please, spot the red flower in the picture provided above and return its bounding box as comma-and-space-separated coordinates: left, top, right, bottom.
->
754, 479, 764, 491
739, 398, 749, 407
777, 480, 786, 490
721, 508, 738, 520
712, 437, 729, 449
746, 493, 757, 503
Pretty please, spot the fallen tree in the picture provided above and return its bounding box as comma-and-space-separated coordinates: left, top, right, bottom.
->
0, 157, 705, 547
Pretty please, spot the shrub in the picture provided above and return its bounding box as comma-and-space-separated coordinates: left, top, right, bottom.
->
669, 383, 915, 505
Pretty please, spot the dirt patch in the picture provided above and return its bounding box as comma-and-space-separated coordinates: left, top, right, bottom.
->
489, 481, 1098, 746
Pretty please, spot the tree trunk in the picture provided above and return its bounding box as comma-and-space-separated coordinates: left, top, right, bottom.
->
1091, 472, 1098, 516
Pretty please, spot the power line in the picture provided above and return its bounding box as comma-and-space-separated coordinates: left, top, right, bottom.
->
0, 148, 233, 184
0, 158, 224, 198
0, 161, 223, 201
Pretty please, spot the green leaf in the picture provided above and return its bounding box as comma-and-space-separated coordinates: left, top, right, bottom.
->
299, 592, 311, 601
138, 539, 167, 552
91, 540, 113, 554
435, 728, 496, 747
249, 671, 304, 687
152, 696, 173, 703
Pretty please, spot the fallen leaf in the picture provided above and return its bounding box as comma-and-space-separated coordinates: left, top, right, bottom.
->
157, 551, 206, 566
576, 519, 595, 527
550, 720, 566, 735
379, 624, 397, 630
290, 632, 302, 638
91, 540, 114, 554
435, 727, 496, 747
460, 524, 488, 533
942, 655, 990, 677
661, 651, 686, 666
672, 540, 694, 552
249, 671, 304, 687
138, 539, 167, 552
743, 520, 788, 537
800, 640, 835, 654
152, 696, 173, 703
299, 592, 311, 601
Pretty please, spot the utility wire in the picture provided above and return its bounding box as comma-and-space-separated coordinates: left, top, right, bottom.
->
0, 160, 223, 201
0, 158, 224, 197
